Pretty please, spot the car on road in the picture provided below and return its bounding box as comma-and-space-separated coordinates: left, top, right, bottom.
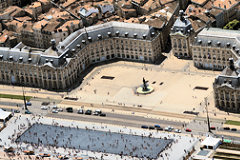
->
231, 128, 237, 131
149, 126, 155, 130
223, 127, 230, 130
41, 106, 48, 110
85, 109, 92, 115
154, 125, 161, 129
157, 127, 163, 131
26, 102, 32, 106
52, 109, 58, 113
66, 107, 73, 113
164, 126, 173, 132
174, 129, 182, 133
58, 108, 63, 112
100, 113, 106, 117
13, 110, 20, 113
77, 109, 84, 114
185, 128, 192, 132
210, 126, 216, 130
141, 125, 148, 129
52, 105, 58, 109
25, 110, 32, 114
93, 109, 102, 115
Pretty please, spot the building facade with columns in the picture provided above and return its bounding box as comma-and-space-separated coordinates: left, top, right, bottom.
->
170, 10, 194, 59
192, 28, 240, 70
213, 59, 240, 113
0, 21, 162, 90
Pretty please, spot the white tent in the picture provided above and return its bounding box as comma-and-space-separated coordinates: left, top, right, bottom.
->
0, 109, 12, 122
201, 137, 221, 150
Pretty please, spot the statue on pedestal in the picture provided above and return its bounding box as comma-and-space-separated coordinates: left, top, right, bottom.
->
142, 77, 149, 91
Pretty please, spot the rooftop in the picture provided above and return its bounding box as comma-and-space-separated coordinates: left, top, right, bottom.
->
213, 0, 239, 10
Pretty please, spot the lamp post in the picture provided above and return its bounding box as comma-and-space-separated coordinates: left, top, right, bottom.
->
22, 86, 28, 111
205, 97, 211, 132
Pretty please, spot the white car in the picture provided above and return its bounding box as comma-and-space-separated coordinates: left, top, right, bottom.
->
164, 126, 173, 132
174, 129, 181, 133
41, 106, 48, 110
58, 108, 63, 112
52, 109, 58, 113
52, 105, 58, 109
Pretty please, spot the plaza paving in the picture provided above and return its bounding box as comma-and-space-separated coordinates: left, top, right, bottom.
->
69, 55, 220, 114
0, 115, 198, 160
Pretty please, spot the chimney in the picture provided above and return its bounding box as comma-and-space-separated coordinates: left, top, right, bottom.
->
229, 58, 235, 71
51, 39, 56, 50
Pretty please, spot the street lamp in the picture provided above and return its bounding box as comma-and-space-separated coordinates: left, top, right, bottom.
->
22, 86, 28, 111
205, 97, 211, 132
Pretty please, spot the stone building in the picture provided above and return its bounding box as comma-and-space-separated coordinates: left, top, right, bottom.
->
213, 58, 240, 113
0, 21, 162, 90
0, 0, 7, 12
192, 28, 240, 70
170, 10, 194, 59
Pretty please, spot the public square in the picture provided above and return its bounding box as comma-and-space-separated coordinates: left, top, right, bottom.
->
0, 115, 198, 160
69, 55, 220, 114
16, 124, 173, 159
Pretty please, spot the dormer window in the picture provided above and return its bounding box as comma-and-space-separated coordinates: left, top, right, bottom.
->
98, 34, 102, 39
87, 37, 92, 42
208, 40, 211, 45
115, 31, 120, 36
142, 34, 147, 39
28, 58, 32, 63
19, 57, 23, 62
151, 32, 155, 37
226, 42, 230, 47
9, 56, 13, 61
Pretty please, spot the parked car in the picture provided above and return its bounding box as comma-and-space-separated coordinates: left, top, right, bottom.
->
85, 109, 92, 115
13, 110, 20, 113
165, 126, 173, 132
77, 109, 84, 114
58, 108, 63, 112
174, 129, 182, 133
25, 110, 32, 114
93, 109, 102, 115
41, 106, 48, 110
185, 128, 192, 132
66, 107, 73, 113
149, 126, 155, 130
223, 127, 230, 130
154, 125, 161, 129
52, 110, 58, 113
210, 126, 216, 130
141, 125, 148, 129
26, 102, 32, 106
231, 128, 237, 131
52, 105, 58, 109
100, 113, 106, 117
157, 127, 163, 131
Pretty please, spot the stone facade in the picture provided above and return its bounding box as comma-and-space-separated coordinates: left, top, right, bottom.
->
0, 21, 162, 90
170, 10, 194, 59
213, 59, 240, 113
192, 28, 240, 70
